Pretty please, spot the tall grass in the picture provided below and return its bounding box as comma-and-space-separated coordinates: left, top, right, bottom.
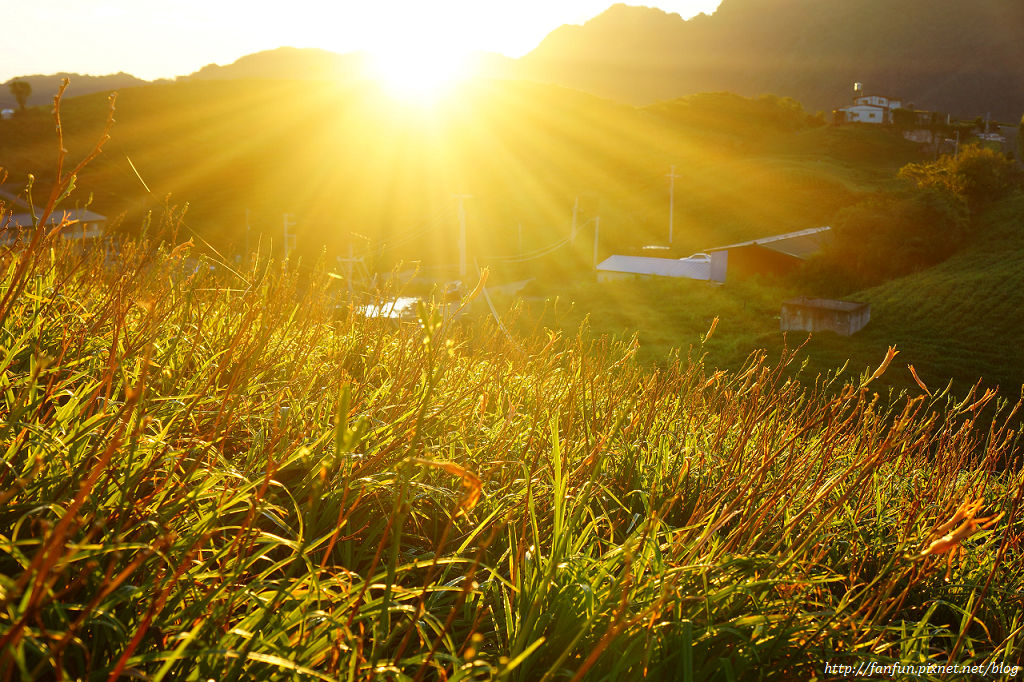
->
2, 94, 1023, 680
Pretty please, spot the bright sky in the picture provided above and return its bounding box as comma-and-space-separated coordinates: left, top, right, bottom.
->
2, 1, 722, 83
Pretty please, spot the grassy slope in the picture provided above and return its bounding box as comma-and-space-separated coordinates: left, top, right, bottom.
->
2, 222, 1022, 679
529, 193, 1024, 397
852, 194, 1024, 392
0, 80, 905, 265
5, 80, 1023, 681
756, 192, 1024, 395
6, 79, 1000, 391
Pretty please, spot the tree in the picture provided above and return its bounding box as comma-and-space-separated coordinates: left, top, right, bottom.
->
805, 188, 968, 292
7, 80, 31, 113
898, 143, 1019, 213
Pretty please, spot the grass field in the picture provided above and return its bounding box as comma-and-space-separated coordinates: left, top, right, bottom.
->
2, 162, 1024, 679
3, 83, 1023, 680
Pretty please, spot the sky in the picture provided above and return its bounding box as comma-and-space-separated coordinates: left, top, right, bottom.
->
2, 1, 723, 83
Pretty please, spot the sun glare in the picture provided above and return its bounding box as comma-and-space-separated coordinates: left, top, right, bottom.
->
369, 46, 470, 101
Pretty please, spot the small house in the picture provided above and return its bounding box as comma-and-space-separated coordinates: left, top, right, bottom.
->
836, 104, 889, 124
780, 297, 870, 336
833, 84, 903, 125
1, 186, 107, 243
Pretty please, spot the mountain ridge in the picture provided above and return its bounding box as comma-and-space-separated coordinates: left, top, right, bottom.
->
520, 0, 1024, 119
4, 1, 1022, 120
1, 72, 150, 110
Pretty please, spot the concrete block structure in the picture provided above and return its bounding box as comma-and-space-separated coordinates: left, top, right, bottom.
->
780, 297, 870, 336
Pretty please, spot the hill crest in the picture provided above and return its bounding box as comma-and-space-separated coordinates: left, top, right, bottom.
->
5, 1, 1022, 120
520, 0, 1024, 119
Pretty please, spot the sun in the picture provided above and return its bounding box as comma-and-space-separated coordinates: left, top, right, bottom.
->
368, 45, 471, 101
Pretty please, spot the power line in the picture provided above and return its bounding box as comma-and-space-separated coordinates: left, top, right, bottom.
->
483, 216, 596, 263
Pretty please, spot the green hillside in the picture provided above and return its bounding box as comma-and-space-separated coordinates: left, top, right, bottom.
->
0, 79, 916, 267
5, 78, 1016, 393
528, 192, 1024, 396
851, 195, 1024, 391
3, 76, 1023, 680
2, 211, 1022, 679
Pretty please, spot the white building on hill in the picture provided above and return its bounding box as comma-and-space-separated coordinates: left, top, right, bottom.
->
834, 83, 903, 124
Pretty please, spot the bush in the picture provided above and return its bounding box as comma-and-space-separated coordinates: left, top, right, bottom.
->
899, 144, 1020, 213
804, 188, 968, 292
803, 144, 1018, 293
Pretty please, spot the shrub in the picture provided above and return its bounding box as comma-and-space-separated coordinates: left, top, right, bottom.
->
804, 188, 968, 292
898, 144, 1020, 213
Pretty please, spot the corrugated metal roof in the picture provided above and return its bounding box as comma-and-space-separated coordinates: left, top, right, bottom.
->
596, 255, 710, 280
707, 226, 831, 259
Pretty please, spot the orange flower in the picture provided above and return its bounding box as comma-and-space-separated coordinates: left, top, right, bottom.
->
907, 364, 931, 396
169, 238, 194, 259
921, 498, 1004, 557
863, 345, 899, 386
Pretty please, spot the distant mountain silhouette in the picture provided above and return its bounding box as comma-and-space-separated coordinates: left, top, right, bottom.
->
5, 1, 1022, 120
1, 72, 147, 110
519, 0, 1024, 120
182, 47, 370, 82
182, 46, 517, 84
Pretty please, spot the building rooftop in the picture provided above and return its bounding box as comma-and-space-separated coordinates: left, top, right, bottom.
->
782, 297, 868, 312
596, 255, 711, 280
2, 185, 107, 233
707, 226, 832, 259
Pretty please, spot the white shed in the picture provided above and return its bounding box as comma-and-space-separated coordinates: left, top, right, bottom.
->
596, 254, 712, 282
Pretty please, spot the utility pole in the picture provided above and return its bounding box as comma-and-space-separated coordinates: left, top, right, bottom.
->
334, 243, 361, 299
283, 214, 297, 259
454, 194, 472, 279
593, 216, 601, 269
667, 165, 680, 246
570, 196, 579, 245
347, 243, 354, 297
244, 208, 252, 263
